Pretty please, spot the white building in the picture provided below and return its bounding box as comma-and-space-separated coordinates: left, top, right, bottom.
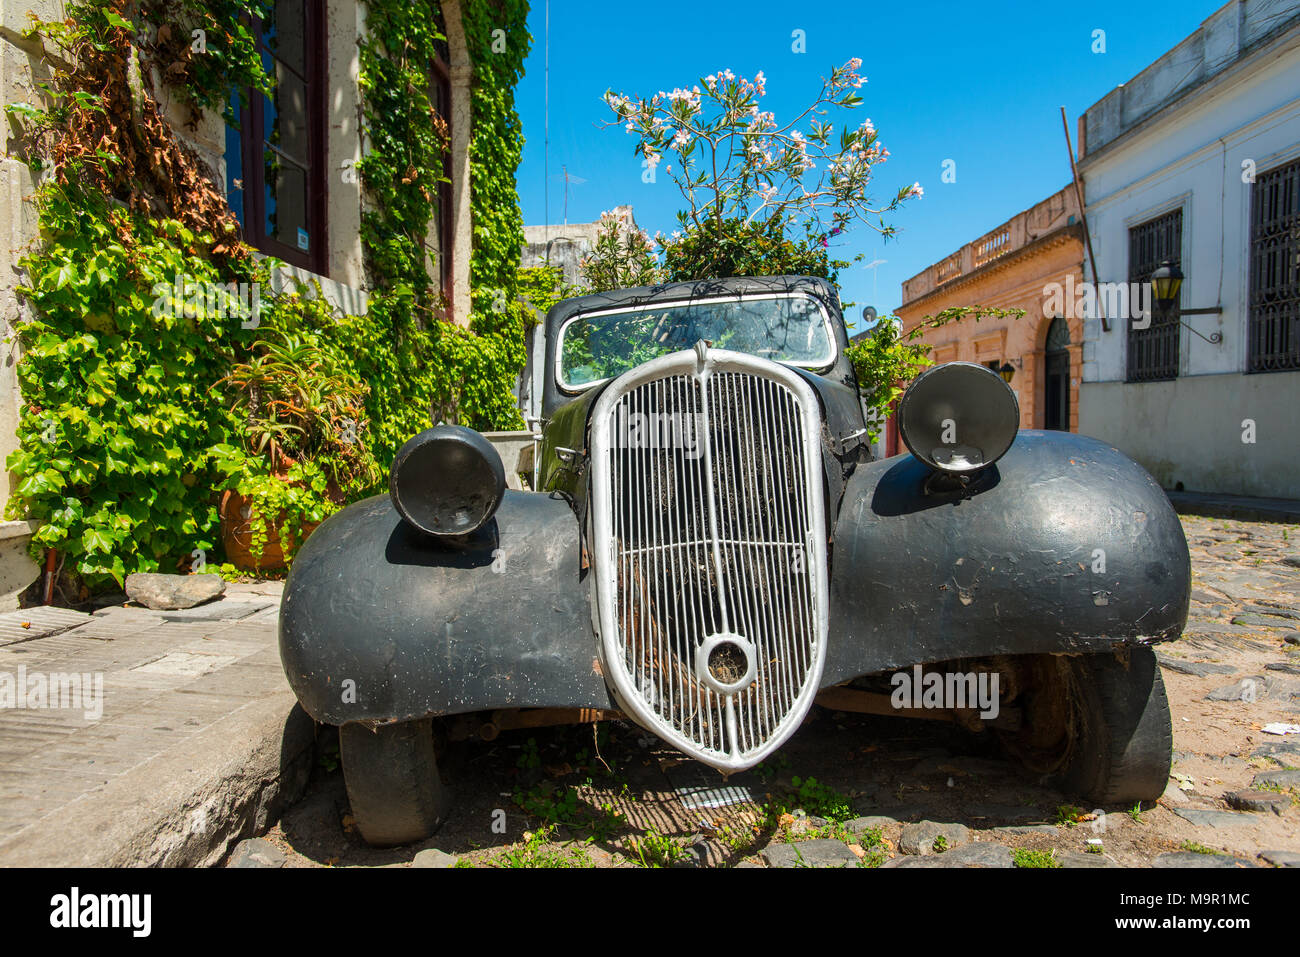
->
1077, 0, 1300, 498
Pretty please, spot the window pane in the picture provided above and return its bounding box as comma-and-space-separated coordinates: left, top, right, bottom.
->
267, 0, 306, 75
263, 70, 309, 167
1126, 209, 1182, 382
225, 93, 245, 227
264, 153, 309, 250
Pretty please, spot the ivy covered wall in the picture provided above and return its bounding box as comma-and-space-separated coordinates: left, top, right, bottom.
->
4, 0, 536, 590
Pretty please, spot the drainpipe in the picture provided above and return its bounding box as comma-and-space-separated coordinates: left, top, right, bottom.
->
42, 548, 58, 605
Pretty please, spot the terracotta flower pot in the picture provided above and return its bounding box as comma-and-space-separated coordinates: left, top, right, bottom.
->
218, 489, 323, 572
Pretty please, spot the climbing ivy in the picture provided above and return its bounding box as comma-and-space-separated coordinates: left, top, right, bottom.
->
8, 181, 255, 584
6, 0, 537, 588
355, 0, 533, 459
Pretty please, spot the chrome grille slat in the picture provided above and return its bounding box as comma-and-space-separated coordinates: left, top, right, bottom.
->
590, 349, 829, 771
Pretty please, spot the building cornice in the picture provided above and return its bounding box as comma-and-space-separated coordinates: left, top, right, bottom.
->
897, 223, 1084, 315
1078, 15, 1300, 171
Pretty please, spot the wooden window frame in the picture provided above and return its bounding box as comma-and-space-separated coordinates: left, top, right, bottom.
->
232, 2, 328, 275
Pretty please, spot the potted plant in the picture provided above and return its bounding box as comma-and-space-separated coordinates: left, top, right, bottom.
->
213, 297, 380, 570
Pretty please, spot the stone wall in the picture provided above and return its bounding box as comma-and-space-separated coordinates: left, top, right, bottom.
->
0, 0, 64, 606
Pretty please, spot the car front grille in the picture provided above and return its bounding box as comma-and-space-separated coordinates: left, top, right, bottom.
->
589, 348, 828, 770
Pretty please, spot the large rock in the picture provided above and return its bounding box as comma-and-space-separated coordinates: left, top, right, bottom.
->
1258, 849, 1300, 868
1154, 852, 1256, 868
228, 838, 286, 868
1156, 653, 1237, 678
884, 842, 1011, 868
1171, 808, 1255, 828
1057, 850, 1118, 868
126, 573, 226, 610
761, 839, 862, 868
844, 815, 899, 834
1225, 790, 1291, 814
899, 820, 971, 855
411, 848, 459, 868
1252, 769, 1300, 789
1206, 677, 1268, 702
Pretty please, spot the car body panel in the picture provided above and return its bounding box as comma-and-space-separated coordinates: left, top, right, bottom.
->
279, 491, 612, 726
824, 430, 1191, 685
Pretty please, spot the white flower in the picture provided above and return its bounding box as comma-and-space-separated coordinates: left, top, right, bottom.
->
754, 70, 766, 96
908, 182, 923, 198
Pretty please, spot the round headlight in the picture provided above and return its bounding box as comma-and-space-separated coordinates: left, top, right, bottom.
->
390, 425, 506, 536
897, 361, 1019, 473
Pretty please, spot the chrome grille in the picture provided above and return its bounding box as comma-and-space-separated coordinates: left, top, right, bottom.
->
590, 348, 828, 770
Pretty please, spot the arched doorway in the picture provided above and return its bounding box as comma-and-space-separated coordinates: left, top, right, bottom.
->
1043, 317, 1070, 431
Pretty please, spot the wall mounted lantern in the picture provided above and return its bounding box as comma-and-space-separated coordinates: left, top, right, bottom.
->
1150, 260, 1183, 311
1150, 259, 1223, 344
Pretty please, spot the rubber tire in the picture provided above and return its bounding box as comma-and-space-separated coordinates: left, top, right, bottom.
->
1057, 647, 1173, 805
340, 719, 447, 847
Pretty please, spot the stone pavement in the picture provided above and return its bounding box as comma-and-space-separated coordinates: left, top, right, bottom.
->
0, 581, 313, 867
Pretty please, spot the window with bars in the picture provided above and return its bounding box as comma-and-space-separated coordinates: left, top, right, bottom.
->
225, 0, 326, 273
1248, 157, 1300, 373
1126, 209, 1182, 382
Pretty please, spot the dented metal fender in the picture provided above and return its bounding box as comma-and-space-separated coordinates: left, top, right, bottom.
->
278, 491, 613, 727
823, 430, 1191, 686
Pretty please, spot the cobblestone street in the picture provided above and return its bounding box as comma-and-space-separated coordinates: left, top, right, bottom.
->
249, 513, 1300, 869
2, 512, 1296, 868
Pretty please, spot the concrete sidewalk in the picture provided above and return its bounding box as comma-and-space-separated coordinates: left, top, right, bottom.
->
0, 582, 314, 867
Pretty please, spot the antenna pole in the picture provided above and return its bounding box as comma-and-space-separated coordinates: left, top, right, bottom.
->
544, 0, 550, 243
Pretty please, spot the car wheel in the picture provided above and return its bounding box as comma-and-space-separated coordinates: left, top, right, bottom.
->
998, 647, 1172, 805
339, 719, 447, 846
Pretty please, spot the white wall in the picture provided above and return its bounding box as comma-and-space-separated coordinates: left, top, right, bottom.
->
1081, 26, 1300, 382
1076, 11, 1300, 497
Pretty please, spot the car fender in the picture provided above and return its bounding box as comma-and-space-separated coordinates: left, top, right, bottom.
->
279, 491, 613, 726
823, 430, 1191, 685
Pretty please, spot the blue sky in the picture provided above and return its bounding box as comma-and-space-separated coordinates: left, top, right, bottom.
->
513, 0, 1228, 334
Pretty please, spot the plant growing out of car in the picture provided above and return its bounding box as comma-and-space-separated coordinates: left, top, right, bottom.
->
844, 304, 1026, 444
603, 60, 921, 282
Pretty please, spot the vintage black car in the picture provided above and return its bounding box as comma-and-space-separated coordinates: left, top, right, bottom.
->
280, 275, 1190, 846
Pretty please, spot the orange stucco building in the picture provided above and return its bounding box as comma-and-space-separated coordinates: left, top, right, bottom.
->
893, 186, 1086, 451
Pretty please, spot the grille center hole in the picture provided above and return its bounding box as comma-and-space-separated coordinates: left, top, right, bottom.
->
707, 641, 749, 685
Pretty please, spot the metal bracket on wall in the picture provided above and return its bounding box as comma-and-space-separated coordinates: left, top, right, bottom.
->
1178, 306, 1223, 344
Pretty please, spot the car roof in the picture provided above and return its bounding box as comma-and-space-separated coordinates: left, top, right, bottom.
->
542, 275, 844, 343
538, 275, 855, 418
